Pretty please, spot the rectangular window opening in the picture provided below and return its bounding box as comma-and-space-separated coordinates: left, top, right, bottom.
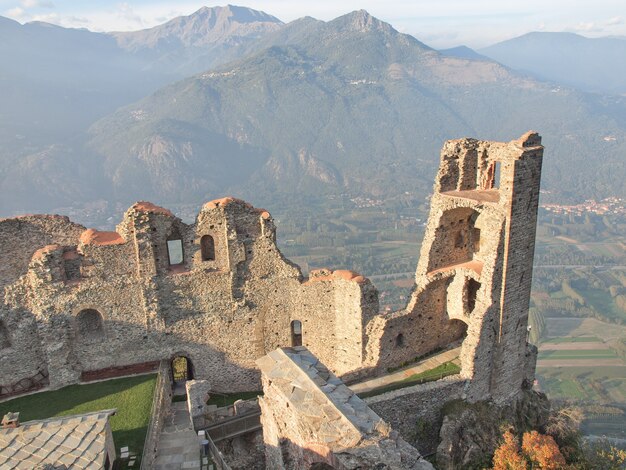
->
167, 239, 184, 265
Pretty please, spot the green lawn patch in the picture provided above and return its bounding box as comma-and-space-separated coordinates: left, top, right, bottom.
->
539, 349, 618, 360
358, 361, 461, 399
206, 391, 261, 408
542, 336, 600, 343
0, 374, 156, 464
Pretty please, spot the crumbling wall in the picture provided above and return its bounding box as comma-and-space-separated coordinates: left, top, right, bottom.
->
363, 132, 543, 405
256, 347, 432, 470
365, 378, 465, 455
0, 215, 84, 294
0, 132, 543, 414
0, 198, 378, 392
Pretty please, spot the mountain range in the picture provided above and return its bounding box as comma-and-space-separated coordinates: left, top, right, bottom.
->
0, 6, 624, 215
479, 32, 626, 96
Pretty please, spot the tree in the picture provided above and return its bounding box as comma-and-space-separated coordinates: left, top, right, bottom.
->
493, 430, 528, 470
581, 438, 626, 470
522, 431, 567, 470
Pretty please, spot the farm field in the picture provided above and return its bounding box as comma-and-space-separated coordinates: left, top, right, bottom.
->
536, 319, 626, 403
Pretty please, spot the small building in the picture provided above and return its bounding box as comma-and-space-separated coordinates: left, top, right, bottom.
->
0, 409, 116, 469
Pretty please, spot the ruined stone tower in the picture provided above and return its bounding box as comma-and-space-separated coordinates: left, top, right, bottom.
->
0, 132, 543, 422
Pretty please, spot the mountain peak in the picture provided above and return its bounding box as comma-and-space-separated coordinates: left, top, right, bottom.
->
112, 5, 283, 51
333, 10, 394, 34
192, 5, 282, 25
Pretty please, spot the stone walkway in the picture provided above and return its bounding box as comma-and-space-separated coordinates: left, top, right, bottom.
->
154, 401, 201, 470
349, 346, 461, 394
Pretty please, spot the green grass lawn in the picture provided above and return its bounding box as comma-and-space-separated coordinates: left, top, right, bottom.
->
358, 362, 461, 399
0, 374, 156, 464
206, 391, 261, 408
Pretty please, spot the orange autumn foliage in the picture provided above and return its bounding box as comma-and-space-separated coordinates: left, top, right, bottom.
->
493, 431, 528, 470
522, 431, 567, 470
493, 430, 568, 470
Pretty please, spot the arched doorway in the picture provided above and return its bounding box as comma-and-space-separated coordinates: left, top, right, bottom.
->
171, 355, 193, 391
291, 320, 302, 347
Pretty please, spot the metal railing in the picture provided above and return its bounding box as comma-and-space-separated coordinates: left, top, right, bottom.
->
200, 430, 232, 470
199, 411, 262, 442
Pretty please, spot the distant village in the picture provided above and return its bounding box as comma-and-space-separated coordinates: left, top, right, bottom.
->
541, 197, 625, 216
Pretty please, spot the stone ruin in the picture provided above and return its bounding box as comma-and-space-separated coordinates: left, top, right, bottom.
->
0, 132, 543, 460
257, 346, 433, 469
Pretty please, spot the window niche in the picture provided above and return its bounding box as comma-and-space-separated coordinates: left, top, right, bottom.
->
291, 320, 303, 347
200, 235, 215, 261
76, 309, 104, 340
466, 279, 481, 314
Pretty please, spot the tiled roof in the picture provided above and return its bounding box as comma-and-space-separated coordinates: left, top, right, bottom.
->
0, 409, 116, 470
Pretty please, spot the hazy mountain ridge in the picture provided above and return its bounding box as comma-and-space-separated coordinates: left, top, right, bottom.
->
84, 11, 626, 210
479, 32, 626, 95
0, 5, 286, 175
0, 8, 625, 214
111, 5, 284, 74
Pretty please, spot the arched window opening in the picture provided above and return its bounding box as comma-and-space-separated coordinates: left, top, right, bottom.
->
171, 356, 193, 382
395, 333, 405, 348
167, 238, 184, 265
200, 235, 215, 261
467, 279, 481, 314
0, 321, 11, 349
291, 320, 302, 347
448, 318, 469, 345
76, 309, 104, 340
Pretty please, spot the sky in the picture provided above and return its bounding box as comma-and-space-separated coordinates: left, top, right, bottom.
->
1, 0, 625, 48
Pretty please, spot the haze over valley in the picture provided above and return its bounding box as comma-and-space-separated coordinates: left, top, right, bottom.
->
1, 5, 625, 216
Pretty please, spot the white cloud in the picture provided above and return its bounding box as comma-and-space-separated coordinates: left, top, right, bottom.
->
115, 2, 145, 28
5, 6, 26, 19
20, 0, 55, 8
606, 16, 623, 26
570, 21, 605, 33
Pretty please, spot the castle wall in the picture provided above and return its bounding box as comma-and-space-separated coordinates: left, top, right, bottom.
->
0, 132, 543, 409
0, 215, 84, 295
365, 378, 466, 455
0, 199, 380, 394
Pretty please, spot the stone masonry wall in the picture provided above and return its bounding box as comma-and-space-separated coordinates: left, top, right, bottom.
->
362, 132, 543, 405
0, 198, 380, 393
256, 347, 433, 470
0, 132, 543, 413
